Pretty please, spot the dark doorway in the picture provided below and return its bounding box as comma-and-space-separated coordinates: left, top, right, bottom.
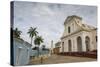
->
68, 40, 72, 52
77, 36, 82, 52
85, 36, 90, 51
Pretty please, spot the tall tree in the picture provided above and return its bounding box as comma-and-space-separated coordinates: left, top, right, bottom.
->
34, 36, 44, 56
13, 28, 22, 38
27, 27, 38, 45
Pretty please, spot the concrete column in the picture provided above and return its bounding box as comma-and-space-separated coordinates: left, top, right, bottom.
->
71, 38, 75, 52
89, 35, 95, 51
82, 35, 86, 52
64, 39, 68, 52
73, 37, 77, 52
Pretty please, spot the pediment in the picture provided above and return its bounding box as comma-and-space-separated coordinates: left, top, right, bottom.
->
64, 15, 82, 25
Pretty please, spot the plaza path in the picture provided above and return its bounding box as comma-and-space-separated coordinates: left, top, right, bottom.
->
29, 54, 97, 65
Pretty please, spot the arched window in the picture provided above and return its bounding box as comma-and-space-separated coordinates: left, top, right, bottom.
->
77, 36, 82, 52
85, 36, 90, 51
68, 40, 72, 52
68, 26, 70, 33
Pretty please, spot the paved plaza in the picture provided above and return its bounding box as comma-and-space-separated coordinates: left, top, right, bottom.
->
29, 54, 97, 65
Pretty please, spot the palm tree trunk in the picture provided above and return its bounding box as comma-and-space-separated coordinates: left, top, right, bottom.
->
38, 45, 39, 57
31, 37, 32, 45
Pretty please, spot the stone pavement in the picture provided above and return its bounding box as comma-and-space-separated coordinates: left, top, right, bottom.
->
29, 54, 97, 65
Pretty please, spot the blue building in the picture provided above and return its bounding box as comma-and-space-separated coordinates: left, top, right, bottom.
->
11, 38, 50, 66
13, 38, 32, 66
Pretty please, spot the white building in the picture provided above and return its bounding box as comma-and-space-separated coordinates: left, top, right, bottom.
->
60, 15, 97, 52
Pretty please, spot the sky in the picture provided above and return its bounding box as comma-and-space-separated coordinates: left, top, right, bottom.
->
13, 1, 97, 48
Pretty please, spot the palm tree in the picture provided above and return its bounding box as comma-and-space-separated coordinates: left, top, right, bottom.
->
13, 28, 22, 38
27, 27, 38, 45
34, 36, 44, 56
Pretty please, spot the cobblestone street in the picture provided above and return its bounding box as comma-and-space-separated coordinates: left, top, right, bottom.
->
29, 54, 97, 65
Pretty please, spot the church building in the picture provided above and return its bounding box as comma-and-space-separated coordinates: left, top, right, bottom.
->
60, 15, 97, 52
